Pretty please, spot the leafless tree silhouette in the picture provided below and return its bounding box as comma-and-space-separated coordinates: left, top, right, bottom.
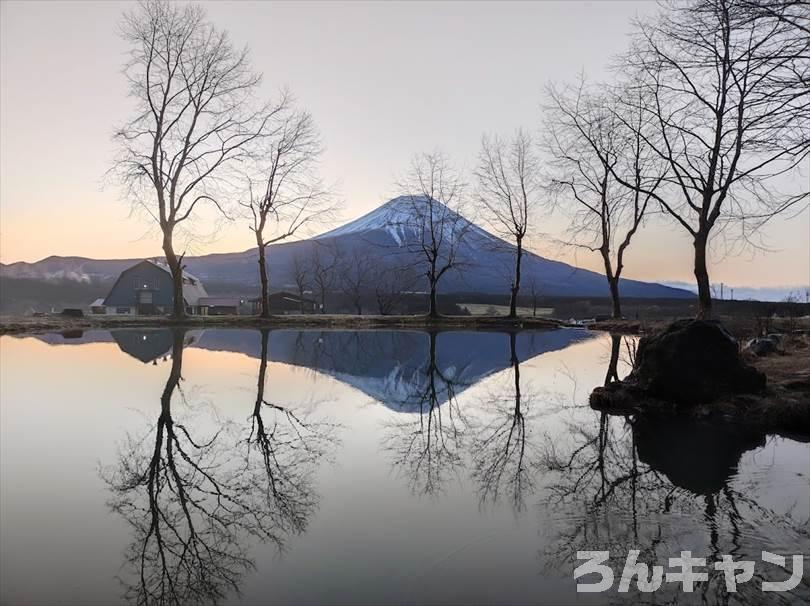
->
614, 0, 810, 317
291, 252, 312, 314
308, 241, 341, 314
475, 130, 544, 318
241, 98, 335, 317
369, 262, 419, 315
113, 0, 271, 317
396, 152, 470, 318
544, 77, 665, 319
337, 248, 375, 315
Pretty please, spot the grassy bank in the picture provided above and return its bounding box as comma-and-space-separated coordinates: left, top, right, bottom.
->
0, 313, 565, 336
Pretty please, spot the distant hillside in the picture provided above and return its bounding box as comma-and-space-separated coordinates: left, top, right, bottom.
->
0, 196, 692, 310
0, 276, 111, 314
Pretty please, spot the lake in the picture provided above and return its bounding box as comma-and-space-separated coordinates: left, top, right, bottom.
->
1, 328, 808, 605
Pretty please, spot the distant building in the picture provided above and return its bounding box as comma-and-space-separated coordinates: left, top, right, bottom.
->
250, 291, 318, 315
89, 298, 107, 315
197, 296, 250, 316
99, 260, 208, 315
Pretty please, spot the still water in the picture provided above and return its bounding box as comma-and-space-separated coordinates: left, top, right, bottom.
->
0, 328, 807, 605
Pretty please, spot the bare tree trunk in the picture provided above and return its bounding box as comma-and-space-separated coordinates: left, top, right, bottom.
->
257, 243, 270, 318
509, 238, 523, 318
163, 232, 186, 319
600, 250, 622, 320
428, 257, 439, 318
694, 233, 712, 319
428, 281, 439, 318
608, 277, 622, 319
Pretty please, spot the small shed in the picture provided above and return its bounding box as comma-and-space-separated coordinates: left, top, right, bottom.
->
197, 296, 248, 316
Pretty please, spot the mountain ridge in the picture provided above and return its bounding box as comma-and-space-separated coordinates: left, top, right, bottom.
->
1, 196, 692, 300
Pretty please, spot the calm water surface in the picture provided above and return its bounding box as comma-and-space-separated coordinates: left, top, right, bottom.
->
1, 328, 808, 605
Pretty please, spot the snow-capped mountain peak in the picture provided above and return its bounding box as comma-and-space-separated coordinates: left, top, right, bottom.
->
314, 195, 484, 247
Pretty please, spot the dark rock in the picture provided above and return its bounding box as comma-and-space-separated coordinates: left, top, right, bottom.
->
745, 337, 778, 357
628, 319, 766, 405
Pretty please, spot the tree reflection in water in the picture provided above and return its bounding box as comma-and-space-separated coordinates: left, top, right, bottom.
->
540, 335, 810, 605
245, 328, 336, 536
102, 328, 335, 605
382, 330, 470, 498
470, 332, 542, 511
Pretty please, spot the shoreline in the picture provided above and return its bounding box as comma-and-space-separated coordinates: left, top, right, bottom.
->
0, 313, 566, 336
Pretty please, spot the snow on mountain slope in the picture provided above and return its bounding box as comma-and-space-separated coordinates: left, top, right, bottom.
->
315, 195, 493, 247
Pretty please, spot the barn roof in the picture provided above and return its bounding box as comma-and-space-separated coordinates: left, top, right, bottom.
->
104, 259, 209, 306
140, 260, 208, 305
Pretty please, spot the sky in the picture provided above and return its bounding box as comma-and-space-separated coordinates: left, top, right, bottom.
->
1, 0, 808, 290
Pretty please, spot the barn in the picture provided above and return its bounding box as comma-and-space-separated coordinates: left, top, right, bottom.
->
101, 260, 208, 315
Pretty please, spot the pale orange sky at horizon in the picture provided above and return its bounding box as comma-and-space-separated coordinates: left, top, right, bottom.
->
1, 0, 808, 288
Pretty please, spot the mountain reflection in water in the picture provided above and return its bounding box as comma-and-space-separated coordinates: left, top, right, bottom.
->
0, 328, 806, 606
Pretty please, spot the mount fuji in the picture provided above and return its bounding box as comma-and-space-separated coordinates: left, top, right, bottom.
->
1, 195, 690, 301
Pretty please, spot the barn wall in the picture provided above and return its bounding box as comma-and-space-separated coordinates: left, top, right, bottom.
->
103, 261, 175, 309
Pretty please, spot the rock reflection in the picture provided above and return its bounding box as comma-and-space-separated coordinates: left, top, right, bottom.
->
102, 328, 334, 605
541, 410, 810, 604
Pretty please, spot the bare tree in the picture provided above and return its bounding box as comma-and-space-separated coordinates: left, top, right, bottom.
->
372, 263, 419, 315
114, 0, 271, 318
544, 79, 664, 319
308, 242, 340, 314
739, 0, 810, 37
291, 252, 312, 314
397, 152, 470, 318
528, 278, 541, 317
337, 248, 374, 315
242, 99, 333, 318
616, 0, 810, 318
475, 129, 543, 318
